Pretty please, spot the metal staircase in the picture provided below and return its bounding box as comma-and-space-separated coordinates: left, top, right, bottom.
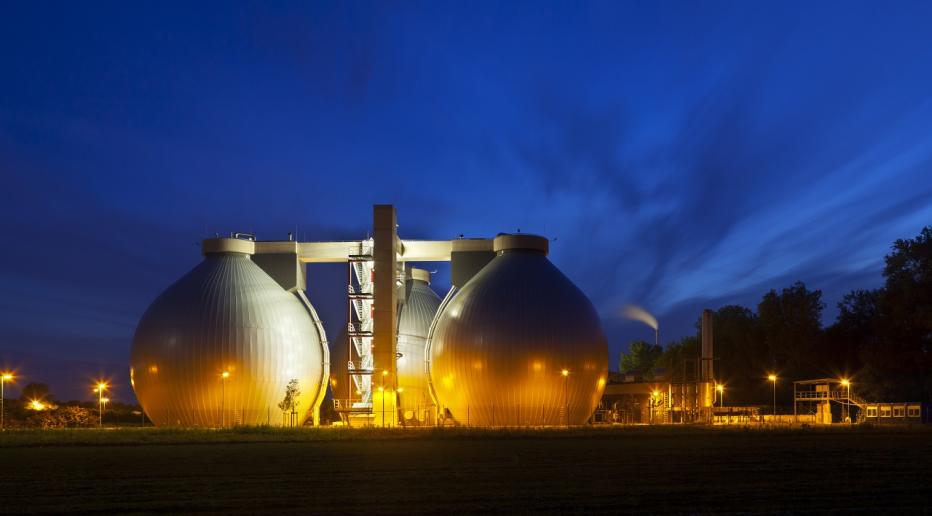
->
346, 239, 375, 410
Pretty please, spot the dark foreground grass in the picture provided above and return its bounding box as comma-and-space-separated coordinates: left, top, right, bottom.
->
1, 425, 930, 514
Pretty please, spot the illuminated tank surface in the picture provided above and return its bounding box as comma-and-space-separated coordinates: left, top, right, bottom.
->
131, 249, 325, 427
427, 234, 608, 426
396, 268, 442, 421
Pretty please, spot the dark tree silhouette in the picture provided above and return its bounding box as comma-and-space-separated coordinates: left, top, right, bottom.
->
619, 341, 663, 378
19, 383, 52, 403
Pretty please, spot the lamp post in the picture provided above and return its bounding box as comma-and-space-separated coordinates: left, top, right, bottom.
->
220, 371, 230, 428
840, 379, 850, 423
94, 382, 108, 428
561, 369, 570, 427
768, 374, 777, 419
1, 373, 13, 430
378, 386, 385, 427
716, 384, 724, 408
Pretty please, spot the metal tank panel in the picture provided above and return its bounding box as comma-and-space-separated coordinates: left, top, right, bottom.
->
130, 250, 325, 427
428, 234, 608, 426
396, 268, 442, 420
425, 239, 495, 409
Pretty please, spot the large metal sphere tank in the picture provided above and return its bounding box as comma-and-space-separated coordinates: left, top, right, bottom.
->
396, 268, 441, 421
131, 238, 326, 427
427, 234, 608, 426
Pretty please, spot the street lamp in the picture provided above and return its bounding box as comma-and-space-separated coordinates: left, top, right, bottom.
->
840, 379, 850, 423
94, 382, 108, 428
1, 372, 14, 430
220, 371, 230, 428
378, 385, 386, 427
650, 389, 660, 424
561, 369, 570, 427
768, 374, 777, 418
716, 384, 724, 408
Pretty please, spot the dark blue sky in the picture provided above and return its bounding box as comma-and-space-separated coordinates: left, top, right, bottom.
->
2, 2, 932, 400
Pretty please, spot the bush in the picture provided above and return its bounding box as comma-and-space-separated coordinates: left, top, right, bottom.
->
28, 406, 95, 429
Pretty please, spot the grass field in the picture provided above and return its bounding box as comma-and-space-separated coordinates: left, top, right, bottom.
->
1, 425, 930, 514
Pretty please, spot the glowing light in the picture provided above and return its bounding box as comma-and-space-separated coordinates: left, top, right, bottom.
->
377, 386, 384, 392
148, 365, 159, 374
221, 371, 230, 379
330, 379, 337, 386
28, 399, 46, 411
651, 390, 660, 397
355, 389, 362, 395
382, 370, 388, 377
1, 373, 13, 382
397, 387, 404, 393
100, 397, 110, 404
840, 379, 850, 387
716, 384, 724, 393
561, 369, 569, 377
598, 377, 606, 387
768, 374, 777, 382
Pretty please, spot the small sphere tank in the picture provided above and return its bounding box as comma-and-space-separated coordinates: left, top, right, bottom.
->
427, 234, 608, 426
396, 267, 441, 422
130, 238, 326, 427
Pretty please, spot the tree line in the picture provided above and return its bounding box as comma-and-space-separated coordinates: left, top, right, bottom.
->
1, 382, 146, 428
620, 226, 932, 405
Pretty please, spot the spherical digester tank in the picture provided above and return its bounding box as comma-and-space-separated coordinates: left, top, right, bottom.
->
427, 234, 608, 426
130, 238, 326, 427
396, 268, 441, 421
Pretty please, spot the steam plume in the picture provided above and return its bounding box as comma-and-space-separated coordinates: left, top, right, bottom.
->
621, 304, 658, 331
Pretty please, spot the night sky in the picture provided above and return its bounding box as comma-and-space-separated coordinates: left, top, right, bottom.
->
3, 2, 932, 401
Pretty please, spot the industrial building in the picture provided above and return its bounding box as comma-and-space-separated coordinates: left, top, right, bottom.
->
130, 205, 609, 427
862, 402, 930, 424
599, 309, 717, 424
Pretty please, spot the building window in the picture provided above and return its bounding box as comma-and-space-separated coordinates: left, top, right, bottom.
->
893, 406, 905, 417
880, 406, 892, 417
908, 406, 920, 418
866, 407, 877, 417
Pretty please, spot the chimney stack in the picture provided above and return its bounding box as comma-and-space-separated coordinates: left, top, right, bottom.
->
701, 309, 714, 382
